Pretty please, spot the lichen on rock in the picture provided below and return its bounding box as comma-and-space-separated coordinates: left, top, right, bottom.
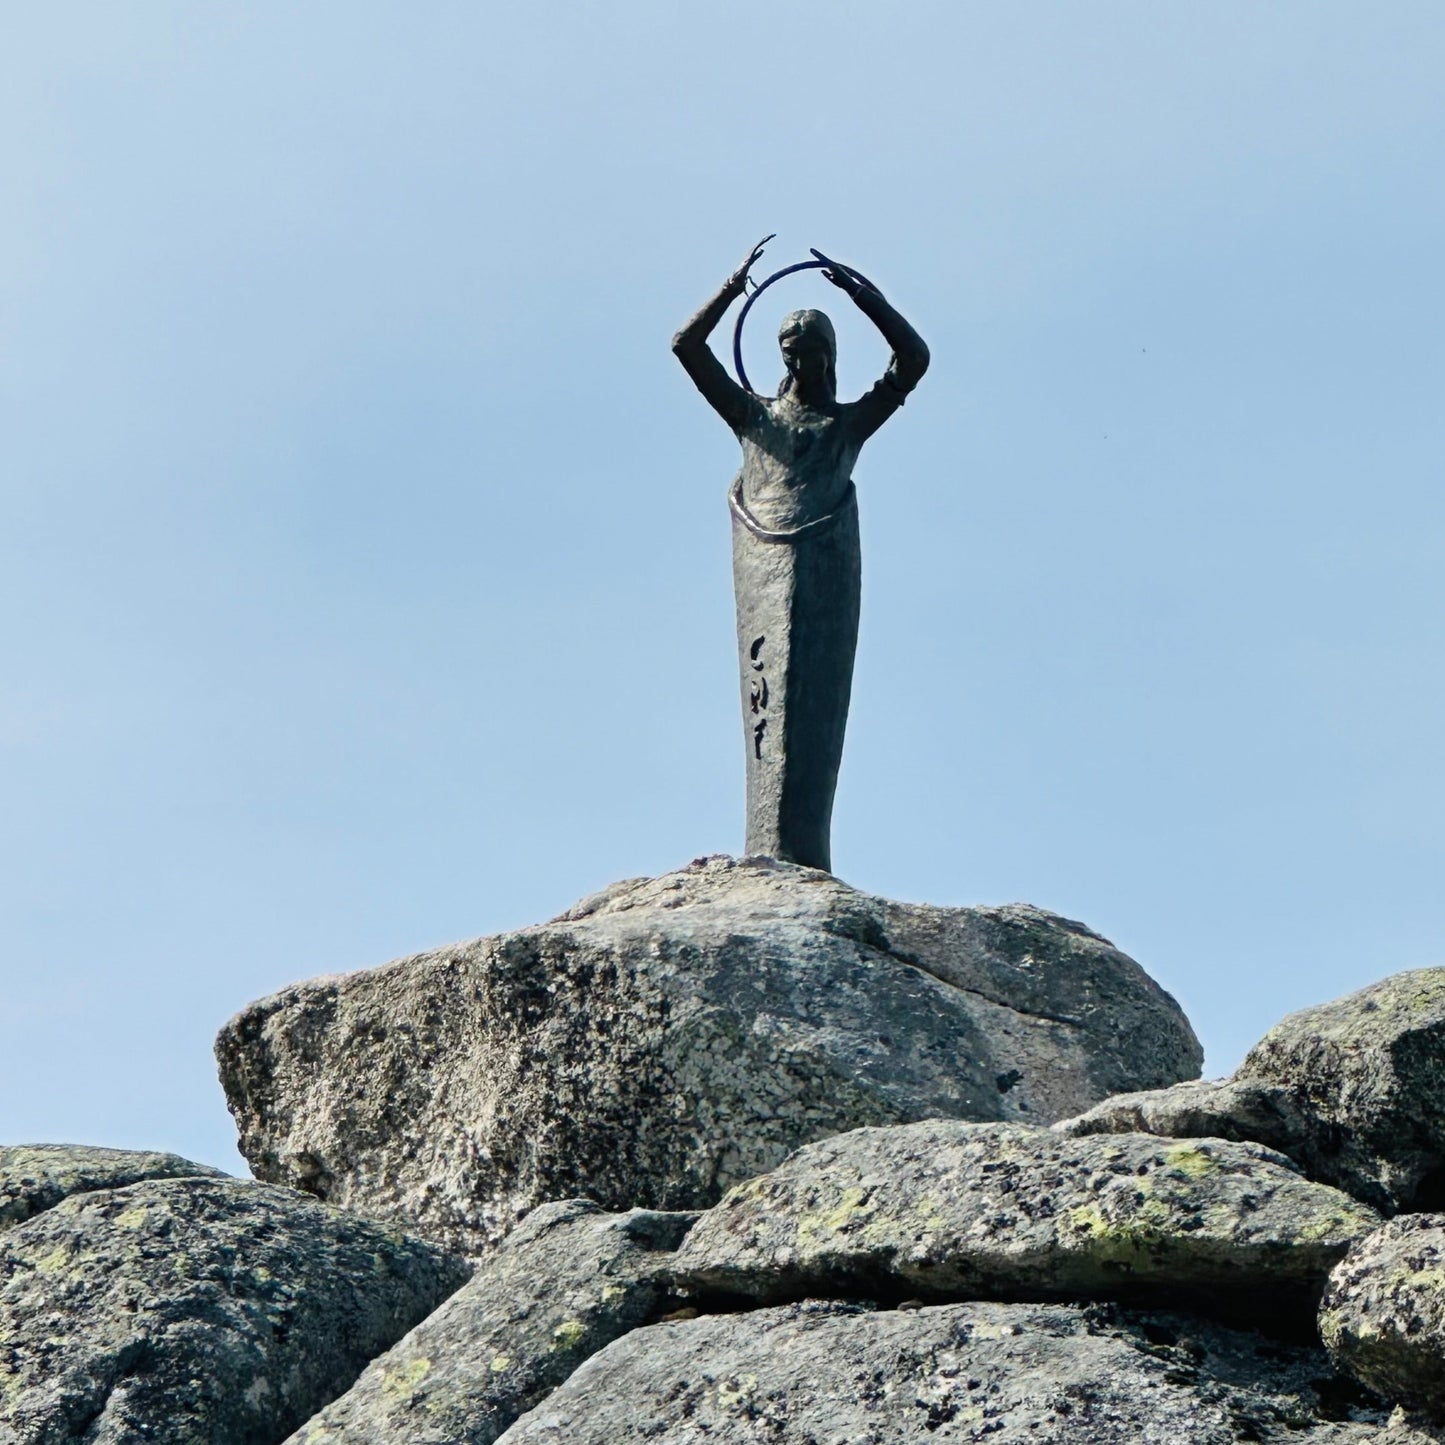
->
0, 1143, 226, 1229
286, 1198, 695, 1445
0, 1176, 468, 1443
1321, 1214, 1445, 1419
671, 1119, 1380, 1319
1058, 968, 1445, 1214
493, 1298, 1396, 1443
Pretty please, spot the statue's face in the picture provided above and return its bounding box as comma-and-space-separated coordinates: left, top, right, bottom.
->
778, 310, 836, 396
780, 329, 830, 384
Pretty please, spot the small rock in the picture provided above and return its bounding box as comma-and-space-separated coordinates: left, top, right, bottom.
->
1057, 968, 1445, 1213
1321, 1214, 1445, 1419
673, 1119, 1379, 1319
287, 1198, 695, 1445
0, 1176, 467, 1443
0, 1142, 226, 1229
1057, 1077, 1315, 1159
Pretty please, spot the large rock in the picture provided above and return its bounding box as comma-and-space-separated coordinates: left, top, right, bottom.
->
288, 1199, 694, 1445
494, 1298, 1395, 1443
0, 1143, 226, 1228
217, 856, 1201, 1253
0, 1176, 468, 1444
673, 1120, 1378, 1320
1059, 969, 1445, 1213
1320, 1214, 1445, 1419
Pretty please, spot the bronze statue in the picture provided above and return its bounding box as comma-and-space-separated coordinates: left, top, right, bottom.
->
673, 237, 929, 872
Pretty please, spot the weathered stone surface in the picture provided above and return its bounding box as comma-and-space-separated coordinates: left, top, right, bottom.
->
217, 856, 1201, 1254
1383, 1412, 1445, 1442
673, 1120, 1379, 1317
0, 1176, 468, 1444
1057, 1077, 1315, 1158
1058, 969, 1445, 1213
0, 1143, 226, 1229
288, 1199, 694, 1445
495, 1298, 1395, 1443
1320, 1214, 1445, 1419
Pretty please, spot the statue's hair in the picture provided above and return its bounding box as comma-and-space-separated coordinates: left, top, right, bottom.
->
777, 309, 837, 399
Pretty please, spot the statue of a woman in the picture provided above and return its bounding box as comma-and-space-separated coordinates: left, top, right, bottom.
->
673, 238, 929, 872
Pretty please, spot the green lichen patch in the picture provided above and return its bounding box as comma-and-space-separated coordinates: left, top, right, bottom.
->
380, 1355, 433, 1402
1163, 1144, 1218, 1179
1070, 966, 1445, 1218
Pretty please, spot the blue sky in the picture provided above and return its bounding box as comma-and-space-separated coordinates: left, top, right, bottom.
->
4, 3, 1444, 1169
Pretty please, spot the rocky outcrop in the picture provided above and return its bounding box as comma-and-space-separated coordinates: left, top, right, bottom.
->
217, 856, 1201, 1254
288, 1199, 694, 1445
1321, 1215, 1445, 1418
673, 1120, 1379, 1320
0, 1176, 467, 1444
216, 855, 1196, 1254
19, 945, 1445, 1440
16, 873, 1436, 1438
0, 1143, 226, 1228
494, 1298, 1397, 1443
1059, 968, 1445, 1213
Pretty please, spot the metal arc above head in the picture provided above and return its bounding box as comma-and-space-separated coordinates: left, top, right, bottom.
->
732, 257, 877, 394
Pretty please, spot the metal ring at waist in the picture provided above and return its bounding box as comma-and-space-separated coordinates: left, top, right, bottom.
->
729, 476, 857, 543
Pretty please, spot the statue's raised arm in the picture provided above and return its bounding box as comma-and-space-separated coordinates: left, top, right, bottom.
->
813, 249, 930, 443
671, 235, 774, 433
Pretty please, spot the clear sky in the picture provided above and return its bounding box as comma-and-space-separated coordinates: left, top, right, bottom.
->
4, 3, 1444, 1171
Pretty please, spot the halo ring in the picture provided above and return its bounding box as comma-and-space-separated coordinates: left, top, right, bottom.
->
732, 258, 877, 394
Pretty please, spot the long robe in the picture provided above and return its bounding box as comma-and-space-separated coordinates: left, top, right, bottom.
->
730, 474, 860, 872
727, 366, 904, 871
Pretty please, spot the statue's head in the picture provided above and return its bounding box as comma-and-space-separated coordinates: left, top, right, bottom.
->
778, 309, 837, 401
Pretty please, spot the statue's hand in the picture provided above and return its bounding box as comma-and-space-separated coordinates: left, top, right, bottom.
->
728, 234, 775, 293
812, 249, 866, 297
